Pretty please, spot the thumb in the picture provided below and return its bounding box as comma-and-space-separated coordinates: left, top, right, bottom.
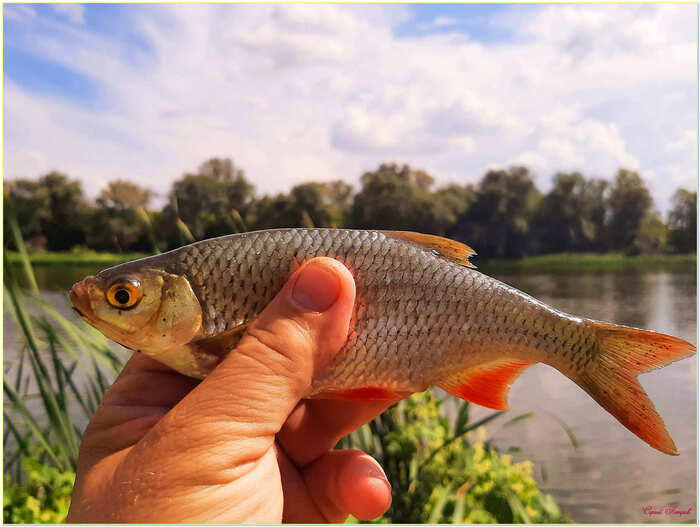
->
166, 257, 356, 439
99, 258, 355, 520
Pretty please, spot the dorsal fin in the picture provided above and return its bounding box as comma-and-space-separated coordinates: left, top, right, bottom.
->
383, 231, 477, 268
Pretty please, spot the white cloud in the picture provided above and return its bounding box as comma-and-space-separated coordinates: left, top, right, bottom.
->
2, 4, 696, 212
433, 16, 458, 27
666, 129, 697, 159
419, 16, 459, 31
50, 4, 85, 25
515, 4, 694, 62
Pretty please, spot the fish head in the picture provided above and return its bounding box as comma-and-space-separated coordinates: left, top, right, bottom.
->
69, 265, 203, 356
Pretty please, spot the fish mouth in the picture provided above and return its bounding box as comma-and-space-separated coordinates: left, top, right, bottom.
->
69, 280, 95, 322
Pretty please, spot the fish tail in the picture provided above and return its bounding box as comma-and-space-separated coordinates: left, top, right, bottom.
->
570, 320, 695, 455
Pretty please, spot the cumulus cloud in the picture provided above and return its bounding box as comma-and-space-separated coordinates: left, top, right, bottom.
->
2, 4, 696, 211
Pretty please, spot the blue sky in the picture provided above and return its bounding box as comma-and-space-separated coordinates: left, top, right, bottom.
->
4, 4, 520, 104
3, 4, 696, 212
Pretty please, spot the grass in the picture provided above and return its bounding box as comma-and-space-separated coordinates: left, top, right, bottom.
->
479, 252, 696, 273
3, 215, 125, 481
8, 249, 696, 276
5, 250, 148, 267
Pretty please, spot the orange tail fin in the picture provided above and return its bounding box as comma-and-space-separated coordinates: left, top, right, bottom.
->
574, 321, 695, 455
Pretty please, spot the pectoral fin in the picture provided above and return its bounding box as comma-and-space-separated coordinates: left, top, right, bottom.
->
191, 323, 250, 361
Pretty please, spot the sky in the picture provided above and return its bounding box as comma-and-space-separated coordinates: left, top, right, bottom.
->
3, 3, 697, 212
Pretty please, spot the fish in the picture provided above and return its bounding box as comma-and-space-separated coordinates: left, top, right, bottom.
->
69, 228, 695, 455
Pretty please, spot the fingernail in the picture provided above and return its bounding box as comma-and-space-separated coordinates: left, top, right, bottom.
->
292, 262, 341, 312
364, 457, 391, 489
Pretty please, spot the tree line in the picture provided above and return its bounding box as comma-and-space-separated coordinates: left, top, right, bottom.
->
4, 157, 696, 259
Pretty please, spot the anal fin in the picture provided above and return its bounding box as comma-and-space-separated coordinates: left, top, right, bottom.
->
437, 359, 533, 411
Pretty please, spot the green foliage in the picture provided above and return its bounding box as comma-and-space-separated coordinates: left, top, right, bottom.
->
88, 181, 157, 252
634, 211, 669, 255
3, 210, 124, 481
351, 163, 470, 236
246, 181, 352, 230
165, 157, 254, 242
667, 188, 696, 254
455, 167, 541, 258
3, 458, 75, 524
606, 169, 653, 253
338, 391, 565, 523
4, 157, 693, 258
4, 172, 91, 251
479, 252, 695, 274
532, 172, 608, 253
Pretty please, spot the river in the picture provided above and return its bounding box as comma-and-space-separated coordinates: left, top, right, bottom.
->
3, 264, 697, 523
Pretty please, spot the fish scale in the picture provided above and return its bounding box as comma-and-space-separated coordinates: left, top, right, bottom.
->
70, 228, 695, 455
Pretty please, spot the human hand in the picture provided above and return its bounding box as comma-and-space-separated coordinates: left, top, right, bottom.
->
67, 257, 395, 523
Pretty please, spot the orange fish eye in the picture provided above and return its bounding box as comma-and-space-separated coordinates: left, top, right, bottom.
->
106, 280, 142, 309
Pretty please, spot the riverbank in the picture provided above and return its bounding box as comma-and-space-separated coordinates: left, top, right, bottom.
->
6, 250, 148, 267
479, 252, 696, 273
7, 250, 696, 273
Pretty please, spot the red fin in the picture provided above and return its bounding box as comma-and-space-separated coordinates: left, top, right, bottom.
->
314, 387, 409, 401
572, 321, 696, 455
437, 360, 533, 411
383, 231, 477, 268
589, 320, 695, 375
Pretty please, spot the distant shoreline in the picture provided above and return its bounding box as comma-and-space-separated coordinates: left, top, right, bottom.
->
478, 253, 696, 273
7, 250, 696, 273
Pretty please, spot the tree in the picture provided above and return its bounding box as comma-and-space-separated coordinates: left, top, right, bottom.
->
634, 211, 669, 254
90, 181, 155, 252
454, 167, 540, 258
5, 172, 90, 251
606, 169, 652, 253
247, 181, 354, 230
97, 180, 151, 211
350, 163, 468, 235
4, 179, 50, 249
667, 189, 696, 254
167, 158, 254, 240
533, 172, 608, 253
290, 181, 353, 228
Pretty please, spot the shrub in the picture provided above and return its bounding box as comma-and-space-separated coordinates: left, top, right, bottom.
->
339, 390, 565, 523
3, 458, 75, 524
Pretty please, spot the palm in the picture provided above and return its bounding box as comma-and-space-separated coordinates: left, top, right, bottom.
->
69, 353, 394, 523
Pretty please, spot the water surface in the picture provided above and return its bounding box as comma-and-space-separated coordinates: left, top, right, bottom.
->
3, 265, 697, 523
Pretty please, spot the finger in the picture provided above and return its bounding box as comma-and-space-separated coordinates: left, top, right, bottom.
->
102, 353, 200, 408
278, 398, 397, 466
184, 256, 355, 431
275, 443, 326, 523
78, 353, 200, 463
127, 258, 356, 479
302, 449, 392, 523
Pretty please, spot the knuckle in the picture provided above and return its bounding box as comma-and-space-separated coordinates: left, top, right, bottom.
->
245, 316, 315, 366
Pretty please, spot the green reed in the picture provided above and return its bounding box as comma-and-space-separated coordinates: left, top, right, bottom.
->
3, 211, 124, 480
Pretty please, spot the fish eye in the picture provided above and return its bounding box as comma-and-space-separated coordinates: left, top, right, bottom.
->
106, 279, 142, 309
